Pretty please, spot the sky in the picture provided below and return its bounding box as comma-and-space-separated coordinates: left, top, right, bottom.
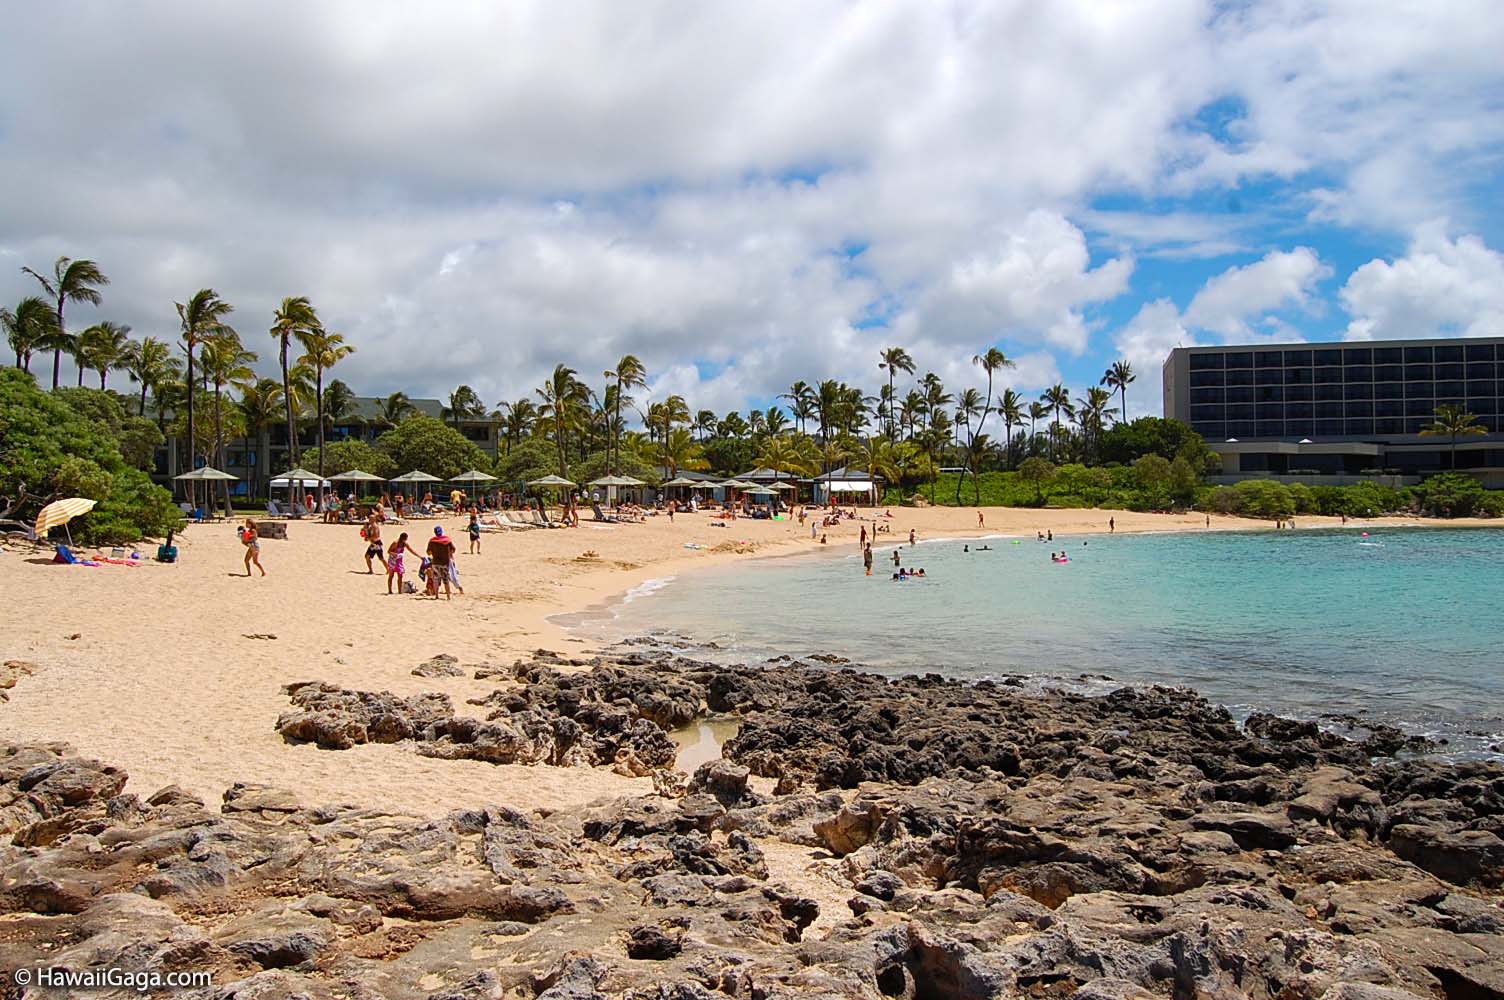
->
3, 1, 1504, 422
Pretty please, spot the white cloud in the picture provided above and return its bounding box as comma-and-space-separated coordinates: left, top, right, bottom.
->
0, 2, 1500, 413
1113, 300, 1192, 415
1183, 247, 1331, 339
1341, 225, 1504, 341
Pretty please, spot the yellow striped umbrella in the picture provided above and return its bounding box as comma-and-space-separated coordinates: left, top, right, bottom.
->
35, 497, 97, 541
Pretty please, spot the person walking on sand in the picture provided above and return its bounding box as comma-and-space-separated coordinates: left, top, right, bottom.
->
386, 532, 419, 594
977, 510, 984, 528
909, 528, 917, 546
362, 515, 387, 574
240, 518, 265, 577
1109, 516, 1114, 533
426, 526, 456, 600
467, 513, 481, 554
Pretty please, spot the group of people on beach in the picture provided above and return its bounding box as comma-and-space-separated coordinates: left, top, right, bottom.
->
360, 512, 475, 599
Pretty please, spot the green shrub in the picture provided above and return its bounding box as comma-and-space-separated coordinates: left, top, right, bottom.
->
0, 370, 182, 543
375, 415, 491, 481
1233, 480, 1295, 519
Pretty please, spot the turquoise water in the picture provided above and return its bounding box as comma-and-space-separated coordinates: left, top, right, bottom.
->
575, 528, 1504, 758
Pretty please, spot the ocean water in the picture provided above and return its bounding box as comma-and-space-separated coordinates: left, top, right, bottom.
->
565, 528, 1504, 759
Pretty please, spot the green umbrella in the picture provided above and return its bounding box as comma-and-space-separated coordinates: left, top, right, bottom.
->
453, 469, 498, 483
661, 476, 701, 487
174, 466, 238, 481
528, 474, 578, 488
391, 470, 441, 483
330, 469, 385, 483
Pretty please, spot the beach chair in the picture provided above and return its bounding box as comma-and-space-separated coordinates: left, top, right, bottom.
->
591, 503, 619, 523
54, 544, 79, 564
266, 500, 285, 518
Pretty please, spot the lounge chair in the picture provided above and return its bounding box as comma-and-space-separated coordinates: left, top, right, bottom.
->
266, 500, 285, 518
591, 503, 619, 523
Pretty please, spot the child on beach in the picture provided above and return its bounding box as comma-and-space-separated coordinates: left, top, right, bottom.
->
419, 557, 440, 597
467, 514, 481, 554
362, 515, 387, 574
386, 532, 418, 595
239, 518, 265, 577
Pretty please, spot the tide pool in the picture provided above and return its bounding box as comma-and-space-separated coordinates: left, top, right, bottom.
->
577, 528, 1504, 758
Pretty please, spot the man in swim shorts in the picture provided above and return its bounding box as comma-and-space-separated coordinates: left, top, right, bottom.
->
363, 514, 388, 574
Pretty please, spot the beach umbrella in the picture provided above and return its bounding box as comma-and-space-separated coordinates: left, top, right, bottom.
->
272, 466, 323, 484
769, 481, 797, 490
744, 486, 777, 496
174, 466, 239, 481
34, 497, 96, 548
588, 474, 642, 487
527, 474, 578, 488
720, 479, 756, 490
453, 469, 498, 483
330, 469, 385, 482
391, 470, 441, 483
660, 476, 700, 487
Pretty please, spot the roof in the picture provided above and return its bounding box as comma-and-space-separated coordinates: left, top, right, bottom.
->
653, 466, 719, 482
337, 396, 492, 425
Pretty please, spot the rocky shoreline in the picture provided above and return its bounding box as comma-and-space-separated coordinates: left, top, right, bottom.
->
2, 642, 1501, 999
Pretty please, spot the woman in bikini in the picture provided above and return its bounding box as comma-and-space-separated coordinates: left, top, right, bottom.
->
386, 532, 418, 594
241, 518, 266, 577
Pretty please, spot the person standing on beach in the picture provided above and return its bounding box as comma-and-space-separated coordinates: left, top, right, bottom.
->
240, 519, 265, 577
860, 524, 867, 546
467, 513, 481, 554
977, 511, 984, 528
363, 515, 387, 574
1109, 517, 1114, 533
863, 544, 873, 576
386, 532, 418, 594
426, 526, 455, 600
908, 528, 916, 546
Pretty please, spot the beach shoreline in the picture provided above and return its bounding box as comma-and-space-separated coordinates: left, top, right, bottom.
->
1, 505, 1499, 813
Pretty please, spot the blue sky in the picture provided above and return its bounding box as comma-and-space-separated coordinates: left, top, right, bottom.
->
2, 1, 1504, 421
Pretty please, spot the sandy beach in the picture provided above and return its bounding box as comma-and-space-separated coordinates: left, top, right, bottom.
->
0, 505, 1494, 814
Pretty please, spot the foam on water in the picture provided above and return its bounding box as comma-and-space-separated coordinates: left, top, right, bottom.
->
575, 527, 1504, 760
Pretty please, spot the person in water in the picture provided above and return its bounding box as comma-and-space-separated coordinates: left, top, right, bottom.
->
916, 568, 926, 577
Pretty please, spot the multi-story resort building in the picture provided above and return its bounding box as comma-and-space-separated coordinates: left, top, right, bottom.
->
151, 395, 500, 493
1163, 337, 1504, 487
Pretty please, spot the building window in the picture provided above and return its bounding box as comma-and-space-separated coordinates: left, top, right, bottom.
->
1373, 382, 1403, 400
1373, 347, 1403, 364
1467, 362, 1495, 380
1191, 405, 1224, 422
1404, 381, 1434, 399
1190, 370, 1225, 387
1256, 421, 1284, 437
1192, 420, 1224, 437
1313, 349, 1342, 365
1256, 385, 1283, 402
1256, 350, 1283, 367
1283, 350, 1312, 366
1435, 363, 1465, 381
1286, 402, 1313, 419
1189, 353, 1224, 370
1315, 419, 1344, 436
1224, 351, 1253, 368
1344, 382, 1374, 400
1345, 419, 1374, 435
1465, 344, 1494, 362
1375, 399, 1404, 418
1345, 401, 1373, 417
1256, 368, 1283, 385
1285, 366, 1312, 384
1314, 385, 1343, 402
1435, 345, 1463, 362
1405, 399, 1434, 416
1226, 386, 1254, 403
1375, 418, 1404, 434
1405, 346, 1433, 363
1314, 366, 1343, 384
1225, 369, 1254, 386
1191, 388, 1223, 405
1287, 420, 1314, 437
1227, 421, 1256, 437
1435, 381, 1465, 398
1343, 347, 1373, 364
1285, 385, 1313, 401
1316, 401, 1344, 418
1343, 365, 1372, 382
1226, 404, 1254, 420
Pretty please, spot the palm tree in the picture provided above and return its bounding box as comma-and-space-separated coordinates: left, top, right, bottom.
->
1101, 360, 1136, 424
953, 388, 984, 503
972, 347, 1014, 442
779, 381, 816, 435
695, 409, 718, 441
200, 332, 258, 507
655, 395, 691, 472
1420, 404, 1487, 470
377, 391, 416, 429
238, 379, 283, 500
1075, 387, 1117, 465
878, 348, 916, 440
2, 296, 58, 372
78, 321, 133, 388
998, 389, 1024, 470
22, 256, 109, 389
299, 328, 356, 482
607, 355, 647, 475
120, 337, 174, 418
322, 379, 358, 437
1028, 401, 1048, 454
662, 427, 708, 478
442, 384, 486, 428
175, 289, 235, 477
1041, 384, 1074, 461
536, 364, 589, 477
269, 296, 319, 471
854, 436, 902, 506
496, 398, 536, 452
